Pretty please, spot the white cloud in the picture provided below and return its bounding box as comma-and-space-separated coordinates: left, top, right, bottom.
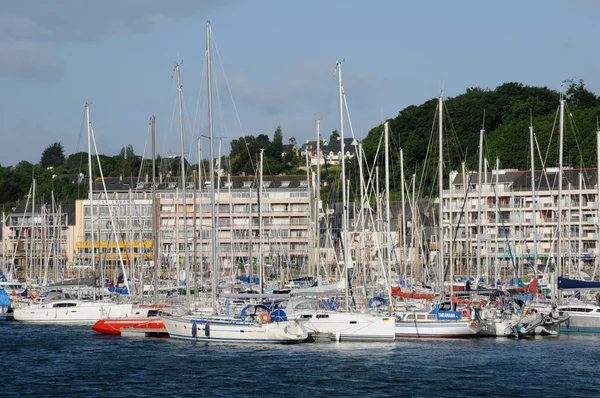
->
0, 39, 63, 80
0, 0, 240, 80
228, 58, 385, 117
0, 0, 240, 42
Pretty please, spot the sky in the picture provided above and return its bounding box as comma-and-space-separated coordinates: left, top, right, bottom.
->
0, 0, 599, 168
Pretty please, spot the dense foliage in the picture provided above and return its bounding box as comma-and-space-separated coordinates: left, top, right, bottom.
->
3, 81, 599, 212
359, 80, 600, 200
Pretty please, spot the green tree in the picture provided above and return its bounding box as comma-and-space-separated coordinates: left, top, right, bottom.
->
268, 125, 284, 160
330, 129, 339, 142
40, 142, 66, 168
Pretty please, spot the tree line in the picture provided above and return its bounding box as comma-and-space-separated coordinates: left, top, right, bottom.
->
3, 80, 600, 212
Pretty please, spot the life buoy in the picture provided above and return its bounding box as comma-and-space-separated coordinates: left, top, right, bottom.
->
259, 312, 271, 323
461, 308, 471, 319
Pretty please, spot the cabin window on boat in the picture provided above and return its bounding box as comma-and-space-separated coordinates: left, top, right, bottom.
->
406, 314, 415, 320
417, 314, 426, 320
53, 303, 77, 308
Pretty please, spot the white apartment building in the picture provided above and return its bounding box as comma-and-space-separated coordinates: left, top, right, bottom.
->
74, 175, 312, 280
2, 204, 76, 281
444, 167, 599, 278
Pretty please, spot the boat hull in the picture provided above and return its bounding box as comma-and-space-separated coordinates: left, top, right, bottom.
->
560, 313, 600, 333
395, 320, 480, 338
92, 318, 165, 335
163, 316, 308, 343
296, 313, 395, 342
14, 302, 133, 324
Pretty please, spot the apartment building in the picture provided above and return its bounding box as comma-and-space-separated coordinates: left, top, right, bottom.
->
2, 204, 76, 281
73, 175, 312, 279
444, 167, 600, 277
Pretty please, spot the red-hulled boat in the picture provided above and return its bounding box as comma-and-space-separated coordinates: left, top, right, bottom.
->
92, 305, 170, 335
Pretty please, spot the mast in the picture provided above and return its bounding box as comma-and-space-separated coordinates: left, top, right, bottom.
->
578, 171, 583, 278
384, 121, 394, 308
337, 61, 350, 312
316, 119, 322, 283
495, 158, 500, 283
31, 178, 36, 281
151, 115, 159, 301
596, 127, 600, 280
228, 172, 234, 285
411, 174, 416, 284
557, 93, 565, 302
207, 21, 218, 313
358, 142, 366, 292
197, 138, 203, 292
477, 119, 484, 280
258, 149, 264, 294
400, 148, 407, 283
530, 116, 537, 277
85, 103, 96, 301
437, 95, 444, 299
175, 63, 191, 302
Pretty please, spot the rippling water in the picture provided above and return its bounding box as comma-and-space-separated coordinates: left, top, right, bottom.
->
3, 322, 600, 397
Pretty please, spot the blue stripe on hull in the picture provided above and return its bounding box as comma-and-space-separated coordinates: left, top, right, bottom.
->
560, 328, 600, 333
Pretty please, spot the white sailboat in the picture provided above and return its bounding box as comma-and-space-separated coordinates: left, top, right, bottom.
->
162, 21, 308, 343
268, 61, 396, 343
394, 95, 480, 338
14, 104, 133, 324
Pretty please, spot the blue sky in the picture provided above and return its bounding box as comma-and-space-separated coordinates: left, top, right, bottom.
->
0, 0, 598, 167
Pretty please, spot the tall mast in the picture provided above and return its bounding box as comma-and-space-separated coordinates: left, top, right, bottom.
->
197, 138, 203, 292
384, 121, 394, 308
316, 119, 322, 282
358, 142, 366, 291
596, 127, 600, 280
529, 115, 537, 277
228, 172, 234, 285
337, 61, 350, 311
151, 115, 159, 301
207, 21, 218, 313
175, 63, 190, 302
258, 149, 264, 294
495, 158, 500, 283
437, 95, 444, 299
85, 103, 96, 301
400, 147, 406, 282
477, 117, 484, 280
556, 93, 564, 302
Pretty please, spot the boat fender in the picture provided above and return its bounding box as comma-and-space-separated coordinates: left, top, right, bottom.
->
259, 312, 271, 323
192, 321, 197, 338
205, 322, 210, 337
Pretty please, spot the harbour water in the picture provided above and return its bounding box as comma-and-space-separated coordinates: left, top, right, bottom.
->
3, 322, 600, 397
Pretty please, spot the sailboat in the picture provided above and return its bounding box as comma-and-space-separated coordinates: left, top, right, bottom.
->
13, 104, 133, 324
162, 21, 307, 343
548, 94, 600, 333
263, 61, 396, 343
394, 95, 481, 338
